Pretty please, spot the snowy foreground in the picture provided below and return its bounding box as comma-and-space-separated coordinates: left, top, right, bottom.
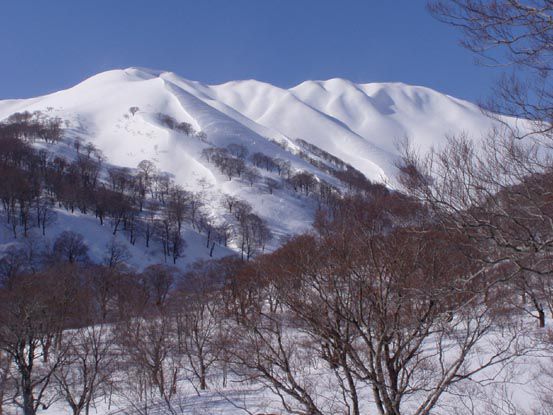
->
12, 320, 552, 415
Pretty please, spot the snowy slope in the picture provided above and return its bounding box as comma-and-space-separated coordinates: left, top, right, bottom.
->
0, 68, 505, 267
0, 67, 502, 183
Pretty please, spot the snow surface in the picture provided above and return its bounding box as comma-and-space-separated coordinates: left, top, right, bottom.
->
0, 67, 509, 268
0, 67, 506, 185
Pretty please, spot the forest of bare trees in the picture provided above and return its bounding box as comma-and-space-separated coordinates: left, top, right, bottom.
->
0, 182, 544, 414
0, 112, 283, 265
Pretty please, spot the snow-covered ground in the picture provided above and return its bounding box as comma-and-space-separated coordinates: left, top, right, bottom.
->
21, 320, 553, 415
0, 68, 513, 268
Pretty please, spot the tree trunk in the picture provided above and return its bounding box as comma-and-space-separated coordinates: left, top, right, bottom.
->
538, 307, 545, 328
200, 360, 207, 390
22, 374, 35, 415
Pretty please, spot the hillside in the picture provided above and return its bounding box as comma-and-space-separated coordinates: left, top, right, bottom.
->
0, 68, 504, 267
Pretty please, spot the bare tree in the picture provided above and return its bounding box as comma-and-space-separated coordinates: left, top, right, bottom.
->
0, 246, 27, 285
103, 239, 131, 270
52, 231, 89, 264
226, 143, 249, 160
236, 213, 271, 261
36, 196, 57, 236
221, 194, 239, 213
222, 260, 332, 415
175, 263, 225, 391
265, 177, 281, 194
85, 265, 128, 323
263, 224, 524, 415
400, 133, 553, 327
243, 167, 260, 187
274, 158, 291, 178
116, 299, 183, 414
53, 325, 116, 415
0, 266, 84, 415
0, 351, 11, 415
135, 265, 173, 308
288, 171, 318, 196
428, 0, 553, 139
166, 185, 191, 234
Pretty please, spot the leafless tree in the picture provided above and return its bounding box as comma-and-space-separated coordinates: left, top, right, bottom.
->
175, 263, 226, 391
53, 324, 116, 415
428, 0, 553, 139
0, 351, 12, 415
274, 158, 291, 178
288, 171, 318, 196
103, 239, 131, 270
243, 167, 260, 187
223, 261, 329, 415
36, 195, 57, 236
265, 224, 524, 415
0, 266, 84, 415
85, 265, 128, 323
115, 296, 183, 414
227, 143, 249, 160
265, 178, 281, 194
237, 213, 271, 261
52, 231, 89, 264
214, 222, 232, 248
400, 132, 553, 327
222, 194, 239, 213
0, 246, 27, 285
166, 185, 191, 234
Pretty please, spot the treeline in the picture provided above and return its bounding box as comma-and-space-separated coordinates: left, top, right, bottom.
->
202, 143, 292, 184
269, 136, 387, 194
295, 137, 386, 193
201, 140, 384, 215
0, 114, 273, 262
156, 112, 207, 140
0, 110, 63, 144
127, 107, 207, 141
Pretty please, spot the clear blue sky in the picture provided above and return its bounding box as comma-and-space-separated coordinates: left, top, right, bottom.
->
0, 0, 499, 102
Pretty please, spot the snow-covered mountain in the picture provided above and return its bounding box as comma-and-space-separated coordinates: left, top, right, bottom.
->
0, 67, 500, 181
0, 68, 503, 267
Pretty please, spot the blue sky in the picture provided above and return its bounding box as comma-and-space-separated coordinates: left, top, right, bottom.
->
0, 0, 499, 102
